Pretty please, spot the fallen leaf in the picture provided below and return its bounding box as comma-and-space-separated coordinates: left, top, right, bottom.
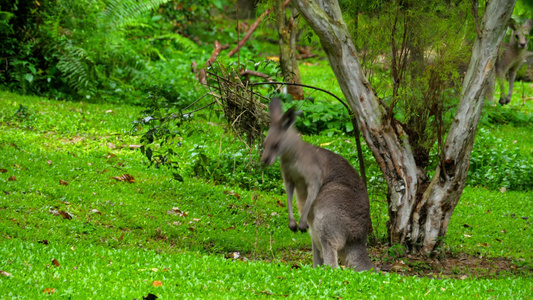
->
59, 179, 69, 186
118, 232, 124, 241
271, 212, 278, 216
390, 261, 407, 272
224, 190, 240, 199
105, 110, 113, 114
459, 274, 467, 280
108, 143, 116, 149
152, 280, 162, 287
276, 200, 284, 207
13, 164, 21, 170
129, 145, 142, 150
500, 187, 507, 193
0, 169, 7, 173
112, 174, 135, 183
50, 210, 73, 220
90, 209, 102, 215
107, 153, 117, 160
38, 240, 49, 245
0, 270, 11, 277
43, 288, 56, 294
188, 227, 194, 232
225, 251, 240, 259
52, 259, 60, 267
166, 207, 187, 217
46, 160, 53, 165
3, 191, 9, 195
8, 176, 16, 181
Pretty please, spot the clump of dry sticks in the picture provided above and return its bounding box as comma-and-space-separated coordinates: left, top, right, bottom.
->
206, 63, 270, 148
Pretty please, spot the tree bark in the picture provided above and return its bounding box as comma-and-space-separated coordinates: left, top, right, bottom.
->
292, 0, 515, 254
275, 0, 304, 100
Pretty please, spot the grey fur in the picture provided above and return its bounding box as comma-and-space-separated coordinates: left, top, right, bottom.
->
261, 97, 374, 271
487, 19, 533, 105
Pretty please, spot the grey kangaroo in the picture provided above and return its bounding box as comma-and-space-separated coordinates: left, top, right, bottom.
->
261, 97, 374, 271
487, 19, 533, 105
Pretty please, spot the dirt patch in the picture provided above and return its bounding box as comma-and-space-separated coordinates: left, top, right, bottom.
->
366, 245, 532, 279
238, 245, 532, 279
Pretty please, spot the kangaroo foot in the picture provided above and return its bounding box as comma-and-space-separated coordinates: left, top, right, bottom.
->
298, 221, 308, 233
289, 219, 298, 232
499, 97, 511, 105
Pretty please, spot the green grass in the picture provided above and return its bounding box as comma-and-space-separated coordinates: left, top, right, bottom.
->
1, 90, 532, 298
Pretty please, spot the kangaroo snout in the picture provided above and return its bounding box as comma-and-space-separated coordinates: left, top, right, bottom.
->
260, 152, 275, 166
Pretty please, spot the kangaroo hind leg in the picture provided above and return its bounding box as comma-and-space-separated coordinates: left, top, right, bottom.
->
341, 241, 375, 272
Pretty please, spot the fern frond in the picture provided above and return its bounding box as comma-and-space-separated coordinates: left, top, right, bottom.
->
149, 33, 199, 52
103, 0, 171, 29
56, 43, 97, 96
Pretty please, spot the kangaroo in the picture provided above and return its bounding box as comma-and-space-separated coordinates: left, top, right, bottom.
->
261, 97, 374, 271
487, 19, 533, 105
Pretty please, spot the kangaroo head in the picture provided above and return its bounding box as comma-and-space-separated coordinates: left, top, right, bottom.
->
261, 97, 301, 166
511, 19, 533, 49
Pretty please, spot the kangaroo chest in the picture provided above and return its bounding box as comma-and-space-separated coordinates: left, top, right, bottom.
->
280, 156, 323, 215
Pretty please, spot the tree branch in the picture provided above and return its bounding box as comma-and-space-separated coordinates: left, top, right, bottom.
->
228, 0, 291, 57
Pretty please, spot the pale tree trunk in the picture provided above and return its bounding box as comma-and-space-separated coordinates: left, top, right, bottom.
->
275, 0, 304, 100
292, 0, 515, 254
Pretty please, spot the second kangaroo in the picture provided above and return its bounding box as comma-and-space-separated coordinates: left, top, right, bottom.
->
261, 97, 374, 271
487, 19, 533, 105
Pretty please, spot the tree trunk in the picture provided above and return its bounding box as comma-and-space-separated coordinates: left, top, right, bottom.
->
237, 0, 257, 19
275, 0, 304, 100
292, 0, 515, 254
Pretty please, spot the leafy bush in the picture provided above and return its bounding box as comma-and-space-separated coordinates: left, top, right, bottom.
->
288, 99, 353, 136
0, 0, 216, 104
481, 105, 533, 127
468, 128, 533, 190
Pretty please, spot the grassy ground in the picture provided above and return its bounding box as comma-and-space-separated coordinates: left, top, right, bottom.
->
1, 90, 532, 298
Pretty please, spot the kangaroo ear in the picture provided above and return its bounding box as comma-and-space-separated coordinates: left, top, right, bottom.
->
523, 19, 533, 33
269, 97, 283, 123
280, 106, 301, 130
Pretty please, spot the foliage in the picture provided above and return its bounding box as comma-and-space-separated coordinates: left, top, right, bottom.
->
131, 86, 202, 181
288, 98, 352, 136
482, 104, 533, 127
468, 128, 533, 190
342, 0, 473, 170
0, 0, 218, 103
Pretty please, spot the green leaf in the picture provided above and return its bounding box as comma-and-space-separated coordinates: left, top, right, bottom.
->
24, 73, 33, 83
212, 0, 224, 10
172, 172, 184, 182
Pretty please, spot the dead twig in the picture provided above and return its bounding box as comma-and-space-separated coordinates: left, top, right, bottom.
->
228, 0, 291, 57
199, 41, 229, 84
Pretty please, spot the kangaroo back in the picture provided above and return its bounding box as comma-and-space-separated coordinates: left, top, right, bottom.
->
262, 97, 374, 271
